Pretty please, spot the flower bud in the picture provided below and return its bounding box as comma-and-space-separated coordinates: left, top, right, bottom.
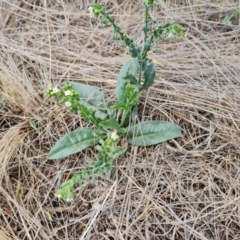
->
56, 186, 76, 201
125, 84, 137, 99
89, 4, 103, 17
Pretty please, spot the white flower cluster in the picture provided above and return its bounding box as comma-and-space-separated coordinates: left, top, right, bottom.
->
65, 101, 72, 107
64, 90, 72, 96
46, 85, 60, 98
111, 131, 119, 141
55, 193, 74, 202
167, 33, 174, 39
52, 87, 59, 93
88, 6, 95, 17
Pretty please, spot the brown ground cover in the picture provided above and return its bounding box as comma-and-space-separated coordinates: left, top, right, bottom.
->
0, 0, 240, 239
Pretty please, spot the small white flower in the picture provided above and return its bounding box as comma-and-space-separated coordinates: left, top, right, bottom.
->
55, 193, 62, 198
52, 87, 59, 93
88, 6, 94, 17
167, 33, 174, 39
65, 197, 74, 202
111, 131, 119, 141
64, 90, 72, 96
65, 101, 72, 107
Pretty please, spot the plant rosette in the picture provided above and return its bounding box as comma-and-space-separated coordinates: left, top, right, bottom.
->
46, 2, 184, 201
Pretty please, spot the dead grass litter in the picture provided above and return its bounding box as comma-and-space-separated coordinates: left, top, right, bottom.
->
0, 0, 240, 239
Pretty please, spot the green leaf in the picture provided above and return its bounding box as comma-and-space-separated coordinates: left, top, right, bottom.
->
131, 106, 138, 122
141, 60, 147, 71
78, 104, 102, 126
98, 118, 126, 133
109, 102, 126, 110
232, 8, 240, 18
116, 59, 138, 103
125, 121, 182, 146
153, 23, 185, 38
48, 128, 104, 159
171, 23, 185, 35
29, 121, 38, 131
111, 146, 127, 159
123, 73, 141, 89
221, 16, 232, 25
142, 63, 156, 90
0, 99, 5, 105
45, 211, 53, 222
69, 82, 115, 119
94, 146, 127, 168
56, 181, 75, 201
129, 44, 141, 58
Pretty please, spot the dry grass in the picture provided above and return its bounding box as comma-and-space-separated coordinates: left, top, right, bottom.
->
0, 0, 240, 239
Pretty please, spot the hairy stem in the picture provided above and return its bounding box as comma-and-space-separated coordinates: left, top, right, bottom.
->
139, 3, 150, 84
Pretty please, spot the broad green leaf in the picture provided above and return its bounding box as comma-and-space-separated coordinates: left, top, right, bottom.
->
221, 16, 232, 25
125, 121, 182, 146
0, 99, 5, 105
69, 82, 115, 119
98, 118, 126, 133
116, 59, 138, 103
142, 63, 156, 90
48, 128, 104, 159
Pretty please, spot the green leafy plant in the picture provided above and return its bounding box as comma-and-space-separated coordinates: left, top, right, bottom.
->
221, 8, 240, 25
46, 0, 184, 201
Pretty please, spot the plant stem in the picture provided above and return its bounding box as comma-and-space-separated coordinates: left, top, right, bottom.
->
138, 3, 150, 84
144, 4, 149, 43
101, 10, 133, 48
138, 60, 143, 84
120, 108, 129, 126
142, 35, 154, 60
